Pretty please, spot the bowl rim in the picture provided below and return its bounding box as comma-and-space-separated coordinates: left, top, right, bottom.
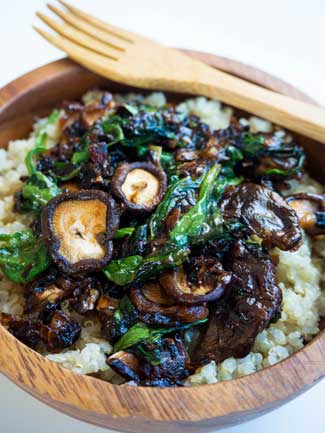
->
0, 53, 324, 431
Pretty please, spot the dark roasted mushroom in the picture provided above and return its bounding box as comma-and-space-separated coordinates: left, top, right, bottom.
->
96, 294, 120, 316
129, 283, 208, 326
286, 193, 325, 235
194, 240, 282, 364
44, 310, 81, 351
0, 310, 81, 352
111, 162, 167, 214
24, 268, 65, 315
159, 257, 231, 305
0, 313, 42, 349
220, 183, 302, 250
41, 190, 119, 274
107, 351, 142, 382
141, 335, 191, 386
25, 284, 64, 315
107, 336, 191, 386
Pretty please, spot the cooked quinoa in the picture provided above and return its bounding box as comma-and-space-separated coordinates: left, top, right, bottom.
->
0, 92, 324, 385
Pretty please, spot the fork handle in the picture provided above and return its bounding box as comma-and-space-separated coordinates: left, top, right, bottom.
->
171, 63, 325, 142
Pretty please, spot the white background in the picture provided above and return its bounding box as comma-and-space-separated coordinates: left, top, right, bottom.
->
0, 0, 324, 432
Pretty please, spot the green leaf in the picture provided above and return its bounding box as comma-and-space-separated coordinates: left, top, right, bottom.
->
241, 134, 265, 156
123, 103, 139, 116
113, 319, 208, 352
53, 162, 81, 182
170, 164, 221, 246
25, 110, 60, 175
71, 150, 90, 165
71, 119, 124, 165
102, 122, 124, 145
103, 255, 143, 285
114, 322, 151, 352
0, 230, 51, 283
264, 153, 305, 177
20, 171, 61, 214
148, 176, 200, 239
103, 244, 189, 286
114, 227, 135, 239
135, 244, 189, 282
110, 295, 139, 341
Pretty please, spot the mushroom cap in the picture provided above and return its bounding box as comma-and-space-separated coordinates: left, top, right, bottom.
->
220, 183, 302, 251
41, 190, 119, 274
130, 284, 208, 326
159, 260, 231, 305
111, 162, 167, 214
286, 193, 325, 235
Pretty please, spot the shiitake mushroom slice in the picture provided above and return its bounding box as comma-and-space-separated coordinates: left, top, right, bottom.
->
111, 162, 167, 214
194, 240, 282, 365
220, 183, 302, 251
107, 351, 141, 382
107, 336, 192, 386
130, 283, 208, 326
286, 193, 325, 235
41, 190, 119, 274
159, 257, 231, 305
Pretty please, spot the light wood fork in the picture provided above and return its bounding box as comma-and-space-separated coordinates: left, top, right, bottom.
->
35, 0, 325, 142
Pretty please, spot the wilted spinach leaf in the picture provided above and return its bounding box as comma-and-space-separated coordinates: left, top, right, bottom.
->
170, 164, 221, 246
114, 227, 135, 239
110, 295, 139, 341
113, 319, 207, 352
19, 171, 61, 214
103, 255, 143, 285
71, 119, 124, 165
25, 109, 60, 175
148, 176, 200, 239
0, 230, 51, 283
103, 244, 189, 286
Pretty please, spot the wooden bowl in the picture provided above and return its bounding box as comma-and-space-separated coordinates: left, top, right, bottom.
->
0, 51, 324, 433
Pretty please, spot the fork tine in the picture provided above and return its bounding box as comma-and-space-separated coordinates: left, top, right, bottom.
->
36, 11, 120, 60
33, 26, 121, 80
58, 0, 134, 43
47, 3, 128, 50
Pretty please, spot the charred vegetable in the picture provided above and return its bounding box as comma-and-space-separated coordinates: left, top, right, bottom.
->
287, 193, 325, 235
112, 162, 167, 213
41, 190, 119, 274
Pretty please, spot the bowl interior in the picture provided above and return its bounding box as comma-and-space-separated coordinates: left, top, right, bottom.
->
0, 55, 324, 433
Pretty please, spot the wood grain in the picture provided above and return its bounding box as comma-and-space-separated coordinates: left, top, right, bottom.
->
35, 3, 325, 142
0, 53, 324, 433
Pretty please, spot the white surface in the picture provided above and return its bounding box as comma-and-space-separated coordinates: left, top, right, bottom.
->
0, 0, 324, 432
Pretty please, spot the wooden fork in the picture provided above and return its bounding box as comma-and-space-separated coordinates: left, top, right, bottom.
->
34, 0, 325, 142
